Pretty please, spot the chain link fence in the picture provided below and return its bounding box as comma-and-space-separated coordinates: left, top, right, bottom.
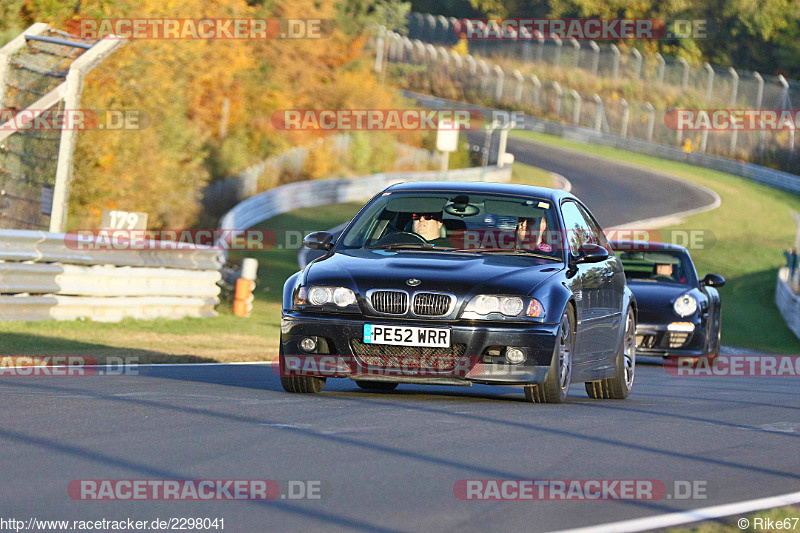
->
389, 17, 800, 174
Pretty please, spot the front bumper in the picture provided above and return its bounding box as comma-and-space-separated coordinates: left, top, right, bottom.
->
279, 311, 559, 385
635, 321, 708, 357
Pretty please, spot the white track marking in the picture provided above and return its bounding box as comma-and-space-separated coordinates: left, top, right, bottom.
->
547, 490, 800, 533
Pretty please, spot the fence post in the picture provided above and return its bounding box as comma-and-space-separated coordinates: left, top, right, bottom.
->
610, 44, 620, 80
492, 65, 505, 102
535, 30, 544, 61
450, 50, 462, 70
570, 38, 580, 67
620, 98, 629, 137
478, 59, 490, 93
553, 82, 562, 116
568, 90, 581, 124
631, 49, 642, 78
530, 74, 541, 108
592, 94, 603, 131
779, 75, 790, 108
704, 62, 714, 103
520, 27, 533, 61
513, 69, 524, 103
437, 15, 449, 43
425, 13, 436, 42
589, 41, 599, 76
750, 71, 764, 111
728, 67, 739, 105
645, 102, 656, 142
678, 58, 690, 90
656, 53, 665, 86
374, 26, 385, 75
553, 35, 562, 66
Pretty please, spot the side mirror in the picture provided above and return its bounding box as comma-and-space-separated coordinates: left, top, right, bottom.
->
303, 231, 334, 251
701, 273, 725, 287
576, 243, 609, 264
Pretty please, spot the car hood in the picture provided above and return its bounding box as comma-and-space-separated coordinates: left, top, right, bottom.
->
626, 281, 698, 323
305, 249, 564, 297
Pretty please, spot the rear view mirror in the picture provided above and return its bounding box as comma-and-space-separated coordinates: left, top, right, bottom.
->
701, 273, 725, 287
576, 243, 609, 264
303, 232, 334, 251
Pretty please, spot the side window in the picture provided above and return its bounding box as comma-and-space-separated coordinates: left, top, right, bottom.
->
576, 203, 611, 252
560, 201, 594, 255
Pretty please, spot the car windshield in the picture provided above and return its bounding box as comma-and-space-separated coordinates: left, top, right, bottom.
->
337, 190, 563, 260
616, 248, 697, 285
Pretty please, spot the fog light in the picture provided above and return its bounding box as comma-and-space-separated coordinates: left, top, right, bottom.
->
505, 347, 525, 364
299, 337, 317, 352
667, 322, 695, 333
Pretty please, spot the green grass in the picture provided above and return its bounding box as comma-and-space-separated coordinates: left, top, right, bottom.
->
513, 130, 800, 354
668, 505, 800, 532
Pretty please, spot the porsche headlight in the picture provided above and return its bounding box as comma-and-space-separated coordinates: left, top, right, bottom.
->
464, 295, 534, 317
296, 286, 357, 309
673, 294, 697, 317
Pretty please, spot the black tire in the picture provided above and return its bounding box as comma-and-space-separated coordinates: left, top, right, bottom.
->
525, 306, 575, 404
278, 344, 326, 393
280, 375, 326, 393
586, 306, 635, 400
355, 381, 399, 391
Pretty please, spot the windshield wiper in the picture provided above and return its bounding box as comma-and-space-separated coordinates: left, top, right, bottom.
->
366, 243, 437, 251
451, 248, 560, 260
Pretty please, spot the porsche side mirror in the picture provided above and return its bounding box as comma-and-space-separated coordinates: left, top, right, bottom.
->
576, 243, 609, 264
701, 273, 725, 287
303, 231, 334, 251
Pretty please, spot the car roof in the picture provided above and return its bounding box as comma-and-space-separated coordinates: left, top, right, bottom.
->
610, 240, 690, 253
383, 181, 575, 202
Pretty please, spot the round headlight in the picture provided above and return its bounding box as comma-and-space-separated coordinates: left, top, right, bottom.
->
309, 286, 332, 306
673, 294, 697, 317
333, 287, 356, 307
500, 297, 524, 316
475, 295, 499, 315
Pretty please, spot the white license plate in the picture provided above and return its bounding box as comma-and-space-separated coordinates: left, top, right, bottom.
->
363, 324, 450, 347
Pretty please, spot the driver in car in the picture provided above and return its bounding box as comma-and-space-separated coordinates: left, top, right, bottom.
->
411, 212, 450, 247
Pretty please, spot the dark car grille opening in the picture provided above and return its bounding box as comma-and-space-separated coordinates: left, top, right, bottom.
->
636, 332, 693, 350
350, 340, 468, 371
370, 290, 408, 315
413, 292, 452, 316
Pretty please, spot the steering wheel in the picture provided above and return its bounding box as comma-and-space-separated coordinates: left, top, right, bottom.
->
374, 231, 430, 246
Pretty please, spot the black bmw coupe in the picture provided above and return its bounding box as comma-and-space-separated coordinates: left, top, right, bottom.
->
279, 182, 637, 403
611, 241, 724, 360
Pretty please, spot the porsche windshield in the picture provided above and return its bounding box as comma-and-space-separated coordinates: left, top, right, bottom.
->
617, 249, 697, 285
338, 191, 563, 259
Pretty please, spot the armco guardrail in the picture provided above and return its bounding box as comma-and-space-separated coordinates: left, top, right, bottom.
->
219, 165, 512, 235
406, 91, 800, 195
0, 230, 223, 322
776, 267, 800, 339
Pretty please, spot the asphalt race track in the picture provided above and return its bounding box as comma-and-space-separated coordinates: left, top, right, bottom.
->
0, 140, 793, 533
0, 363, 798, 532
501, 135, 717, 228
